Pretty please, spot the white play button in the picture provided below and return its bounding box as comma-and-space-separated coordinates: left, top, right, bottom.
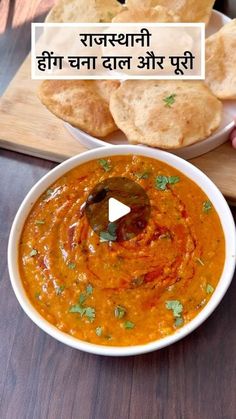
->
108, 197, 131, 223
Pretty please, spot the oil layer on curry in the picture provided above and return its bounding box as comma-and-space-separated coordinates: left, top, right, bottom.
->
19, 155, 225, 346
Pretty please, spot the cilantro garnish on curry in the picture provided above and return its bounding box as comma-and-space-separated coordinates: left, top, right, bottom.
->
19, 155, 225, 346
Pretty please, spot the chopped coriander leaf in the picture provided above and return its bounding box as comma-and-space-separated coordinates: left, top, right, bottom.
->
100, 222, 117, 242
114, 305, 126, 319
203, 200, 212, 213
98, 158, 111, 172
29, 248, 38, 257
100, 231, 116, 242
155, 175, 168, 190
56, 285, 65, 295
175, 317, 184, 328
86, 284, 93, 295
95, 326, 103, 336
135, 172, 149, 179
79, 293, 87, 305
69, 304, 86, 315
69, 287, 95, 322
124, 321, 135, 329
35, 292, 41, 300
168, 176, 180, 185
163, 94, 176, 108
206, 283, 214, 294
67, 262, 76, 270
155, 175, 180, 191
108, 222, 117, 235
35, 220, 45, 225
196, 257, 205, 266
84, 307, 96, 322
166, 300, 183, 318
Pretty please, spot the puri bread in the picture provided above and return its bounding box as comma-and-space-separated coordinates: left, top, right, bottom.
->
158, 0, 215, 23
109, 80, 222, 149
38, 80, 120, 137
125, 0, 155, 7
95, 0, 123, 21
127, 0, 214, 23
45, 0, 97, 22
45, 0, 122, 23
205, 19, 236, 100
112, 5, 179, 23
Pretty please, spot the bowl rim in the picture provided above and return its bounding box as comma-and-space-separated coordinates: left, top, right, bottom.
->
8, 145, 236, 356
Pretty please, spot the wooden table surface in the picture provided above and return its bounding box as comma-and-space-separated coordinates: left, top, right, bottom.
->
0, 2, 236, 418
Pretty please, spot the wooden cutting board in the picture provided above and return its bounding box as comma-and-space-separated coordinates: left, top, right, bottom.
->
0, 54, 236, 201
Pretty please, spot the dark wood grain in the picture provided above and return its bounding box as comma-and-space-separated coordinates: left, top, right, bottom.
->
0, 0, 55, 95
0, 2, 236, 419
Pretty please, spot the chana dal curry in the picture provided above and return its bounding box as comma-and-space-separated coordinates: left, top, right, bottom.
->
19, 155, 225, 346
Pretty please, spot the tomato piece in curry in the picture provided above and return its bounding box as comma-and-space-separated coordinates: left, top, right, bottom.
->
19, 155, 225, 346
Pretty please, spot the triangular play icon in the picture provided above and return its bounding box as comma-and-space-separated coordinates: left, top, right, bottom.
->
108, 197, 131, 223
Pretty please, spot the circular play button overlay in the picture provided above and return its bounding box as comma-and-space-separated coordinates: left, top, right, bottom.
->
85, 177, 151, 242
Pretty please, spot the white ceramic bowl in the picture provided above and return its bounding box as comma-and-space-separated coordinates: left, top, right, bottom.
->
8, 146, 236, 356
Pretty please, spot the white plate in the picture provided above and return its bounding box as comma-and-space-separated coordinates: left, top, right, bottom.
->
65, 10, 236, 160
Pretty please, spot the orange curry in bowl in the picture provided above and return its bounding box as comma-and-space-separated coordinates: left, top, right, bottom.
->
19, 155, 225, 346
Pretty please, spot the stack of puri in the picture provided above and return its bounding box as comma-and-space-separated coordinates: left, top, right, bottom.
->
38, 0, 236, 150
